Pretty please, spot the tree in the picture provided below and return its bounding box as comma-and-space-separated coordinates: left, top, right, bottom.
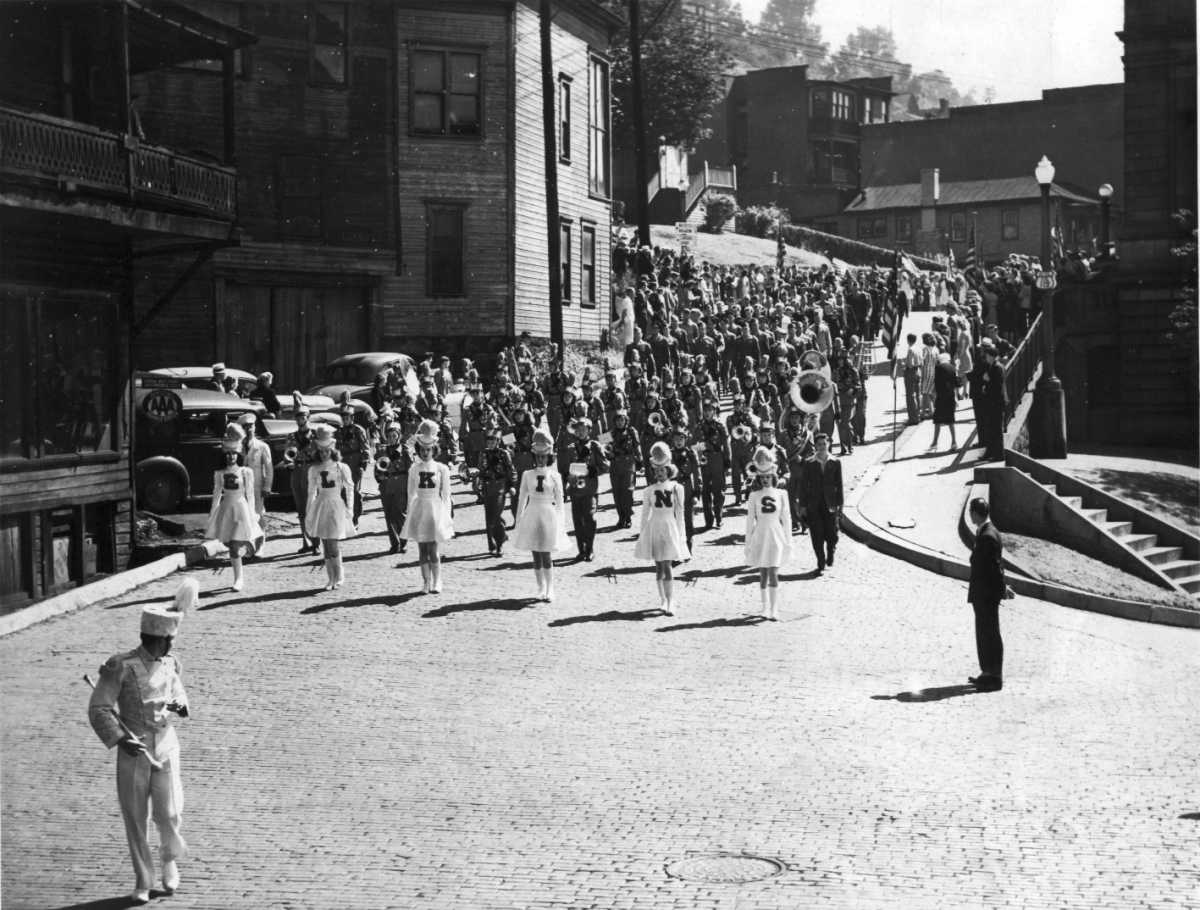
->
824, 25, 907, 81
610, 0, 734, 150
757, 0, 826, 62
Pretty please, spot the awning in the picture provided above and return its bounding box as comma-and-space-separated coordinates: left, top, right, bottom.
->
126, 0, 257, 74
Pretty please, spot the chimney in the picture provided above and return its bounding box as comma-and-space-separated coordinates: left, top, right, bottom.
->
920, 168, 940, 207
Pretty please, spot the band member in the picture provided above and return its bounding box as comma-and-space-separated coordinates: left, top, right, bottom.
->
607, 408, 642, 529
509, 405, 537, 520
478, 426, 516, 556
238, 413, 273, 550
678, 367, 704, 430
754, 422, 790, 484
640, 390, 671, 486
460, 372, 491, 480
334, 393, 371, 526
376, 425, 413, 554
634, 442, 689, 615
625, 360, 648, 428
660, 376, 686, 433
781, 408, 814, 532
669, 425, 700, 555
697, 399, 731, 530
305, 424, 356, 591
600, 371, 627, 432
744, 446, 793, 620
726, 383, 756, 506
564, 416, 608, 561
520, 376, 546, 427
286, 395, 319, 554
512, 429, 569, 602
581, 380, 606, 436
88, 579, 196, 904
852, 362, 869, 445
798, 432, 844, 573
543, 350, 570, 437
835, 358, 858, 455
205, 424, 264, 592
415, 377, 443, 420
401, 419, 454, 593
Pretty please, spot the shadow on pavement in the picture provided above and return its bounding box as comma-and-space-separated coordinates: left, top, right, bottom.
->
870, 684, 979, 702
422, 597, 540, 618
655, 615, 769, 632
780, 568, 824, 581
44, 897, 150, 910
549, 607, 666, 627
1084, 468, 1200, 530
300, 590, 429, 615
1178, 811, 1200, 820
583, 565, 656, 579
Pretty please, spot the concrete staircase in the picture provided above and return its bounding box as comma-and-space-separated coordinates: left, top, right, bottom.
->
1040, 482, 1200, 602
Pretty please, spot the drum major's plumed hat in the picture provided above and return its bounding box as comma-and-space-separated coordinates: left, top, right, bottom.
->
140, 577, 198, 637
531, 428, 554, 455
311, 423, 336, 449
415, 418, 440, 447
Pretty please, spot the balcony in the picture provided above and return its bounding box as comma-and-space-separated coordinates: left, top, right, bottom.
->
0, 105, 236, 221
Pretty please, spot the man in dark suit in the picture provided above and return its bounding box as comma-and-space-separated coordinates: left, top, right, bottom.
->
967, 497, 1009, 692
977, 341, 1008, 461
798, 433, 843, 572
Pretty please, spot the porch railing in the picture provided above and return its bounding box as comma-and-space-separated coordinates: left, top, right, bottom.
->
684, 162, 739, 215
0, 105, 235, 220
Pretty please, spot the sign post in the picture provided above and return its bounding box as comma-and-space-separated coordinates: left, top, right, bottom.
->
675, 221, 696, 258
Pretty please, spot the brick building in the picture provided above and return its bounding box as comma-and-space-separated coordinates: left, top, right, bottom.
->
133, 0, 618, 389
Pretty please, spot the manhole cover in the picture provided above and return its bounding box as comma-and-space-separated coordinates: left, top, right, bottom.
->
665, 854, 786, 883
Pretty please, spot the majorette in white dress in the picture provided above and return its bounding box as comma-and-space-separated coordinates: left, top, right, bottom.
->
512, 467, 570, 552
206, 466, 265, 553
304, 461, 357, 540
400, 457, 454, 544
634, 479, 689, 562
743, 483, 793, 568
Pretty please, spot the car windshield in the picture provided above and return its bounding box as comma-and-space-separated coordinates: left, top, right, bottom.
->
325, 363, 391, 386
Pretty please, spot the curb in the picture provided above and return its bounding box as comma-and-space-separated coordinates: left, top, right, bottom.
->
841, 433, 1200, 629
0, 540, 226, 639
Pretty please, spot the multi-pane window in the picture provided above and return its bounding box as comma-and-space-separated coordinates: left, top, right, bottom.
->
310, 3, 347, 86
896, 215, 913, 242
560, 220, 573, 302
832, 90, 853, 120
412, 49, 482, 136
588, 55, 610, 197
1002, 208, 1020, 240
857, 217, 887, 240
862, 96, 886, 124
950, 211, 967, 242
581, 224, 596, 306
558, 75, 572, 162
426, 203, 465, 297
810, 87, 830, 118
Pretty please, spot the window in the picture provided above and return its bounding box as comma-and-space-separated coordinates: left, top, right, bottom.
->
581, 224, 597, 306
588, 55, 610, 197
856, 217, 887, 240
175, 1, 250, 77
862, 96, 887, 124
897, 215, 913, 242
560, 220, 573, 302
0, 290, 119, 464
950, 211, 967, 242
873, 216, 887, 238
310, 3, 347, 86
558, 75, 572, 162
277, 155, 322, 240
426, 203, 465, 296
412, 48, 482, 136
1002, 208, 1020, 240
810, 87, 830, 118
832, 90, 853, 120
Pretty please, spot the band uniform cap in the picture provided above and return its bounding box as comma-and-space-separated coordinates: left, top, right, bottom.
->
220, 422, 246, 450
571, 416, 592, 432
751, 446, 777, 475
531, 428, 554, 454
291, 390, 310, 416
648, 441, 673, 467
338, 390, 354, 410
237, 412, 257, 427
312, 423, 337, 449
212, 362, 226, 373
415, 418, 440, 447
758, 422, 776, 434
141, 577, 197, 637
258, 371, 273, 384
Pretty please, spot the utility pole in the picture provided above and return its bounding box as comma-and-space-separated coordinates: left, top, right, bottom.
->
539, 0, 563, 359
629, 0, 651, 247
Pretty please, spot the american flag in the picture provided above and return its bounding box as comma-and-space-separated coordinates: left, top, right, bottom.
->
963, 223, 977, 270
881, 250, 908, 359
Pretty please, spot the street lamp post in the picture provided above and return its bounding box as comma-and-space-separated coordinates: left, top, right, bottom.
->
1031, 155, 1068, 458
1098, 182, 1113, 258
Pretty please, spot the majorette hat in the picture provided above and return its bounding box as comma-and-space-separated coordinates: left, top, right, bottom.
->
751, 446, 778, 475
311, 424, 336, 450
531, 428, 554, 455
414, 418, 440, 448
648, 441, 677, 477
220, 423, 246, 451
141, 577, 198, 637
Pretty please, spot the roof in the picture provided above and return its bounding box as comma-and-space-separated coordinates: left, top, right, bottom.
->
325, 352, 413, 369
844, 176, 1099, 213
134, 388, 267, 412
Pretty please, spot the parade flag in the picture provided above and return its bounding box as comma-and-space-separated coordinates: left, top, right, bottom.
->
964, 224, 977, 271
1051, 220, 1066, 267
882, 251, 906, 359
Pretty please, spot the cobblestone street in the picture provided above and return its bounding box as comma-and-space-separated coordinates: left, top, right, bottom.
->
3, 443, 1199, 909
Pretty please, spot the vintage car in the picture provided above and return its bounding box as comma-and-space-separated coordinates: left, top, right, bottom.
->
147, 367, 334, 416
132, 384, 340, 514
306, 352, 419, 405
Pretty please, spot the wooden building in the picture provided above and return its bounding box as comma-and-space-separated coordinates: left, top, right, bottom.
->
0, 1, 252, 611
132, 0, 619, 390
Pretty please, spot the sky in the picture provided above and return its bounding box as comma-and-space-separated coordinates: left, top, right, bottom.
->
738, 0, 1126, 103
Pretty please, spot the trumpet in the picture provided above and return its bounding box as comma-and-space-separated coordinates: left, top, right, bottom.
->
647, 412, 666, 433
375, 455, 391, 473
731, 424, 752, 443
282, 446, 298, 464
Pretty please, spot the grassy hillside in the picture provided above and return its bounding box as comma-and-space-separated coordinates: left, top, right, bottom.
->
638, 224, 834, 269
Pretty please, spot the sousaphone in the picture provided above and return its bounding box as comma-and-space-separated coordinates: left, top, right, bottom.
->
789, 369, 834, 414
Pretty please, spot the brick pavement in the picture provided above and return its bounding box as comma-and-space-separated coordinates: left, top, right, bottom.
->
3, 371, 1199, 909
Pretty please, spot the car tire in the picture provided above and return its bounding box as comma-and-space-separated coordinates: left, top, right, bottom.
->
141, 471, 184, 514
